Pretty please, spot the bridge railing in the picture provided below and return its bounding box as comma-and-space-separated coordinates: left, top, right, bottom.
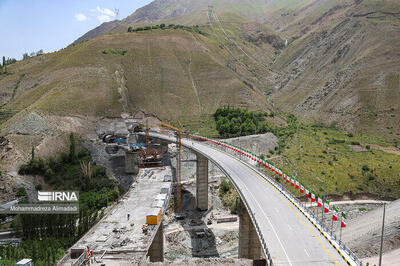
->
150, 130, 361, 266
167, 132, 273, 265
186, 134, 362, 266
231, 174, 273, 265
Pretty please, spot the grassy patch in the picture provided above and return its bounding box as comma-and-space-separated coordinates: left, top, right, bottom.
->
218, 178, 240, 214
128, 24, 205, 35
181, 114, 219, 138
102, 49, 127, 55
273, 125, 400, 198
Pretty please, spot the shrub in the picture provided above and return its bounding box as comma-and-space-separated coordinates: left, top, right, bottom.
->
230, 197, 240, 214
219, 179, 232, 195
35, 184, 42, 191
362, 164, 370, 172
102, 49, 127, 56
60, 152, 69, 163
328, 138, 345, 144
350, 141, 360, 145
16, 187, 27, 197
77, 149, 90, 159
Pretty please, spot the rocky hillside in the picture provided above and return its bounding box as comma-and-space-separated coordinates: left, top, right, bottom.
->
342, 199, 400, 259
272, 0, 400, 142
70, 0, 400, 141
0, 28, 270, 171
0, 0, 399, 173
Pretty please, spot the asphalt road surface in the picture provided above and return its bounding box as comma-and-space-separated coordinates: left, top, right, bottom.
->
150, 132, 351, 266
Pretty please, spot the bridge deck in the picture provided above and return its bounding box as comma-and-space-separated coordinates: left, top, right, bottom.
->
59, 166, 172, 265
150, 132, 349, 266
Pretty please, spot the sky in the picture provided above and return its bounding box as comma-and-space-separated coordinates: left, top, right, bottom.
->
0, 0, 153, 60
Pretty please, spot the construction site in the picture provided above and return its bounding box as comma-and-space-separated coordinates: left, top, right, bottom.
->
55, 116, 245, 265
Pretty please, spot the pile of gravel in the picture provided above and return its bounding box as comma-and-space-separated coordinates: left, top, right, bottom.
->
5, 112, 53, 136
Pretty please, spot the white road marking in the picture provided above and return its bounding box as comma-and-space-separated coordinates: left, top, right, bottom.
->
304, 248, 310, 257
151, 134, 340, 265
242, 182, 293, 266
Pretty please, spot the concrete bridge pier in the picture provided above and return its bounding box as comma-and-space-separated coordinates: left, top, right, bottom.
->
238, 201, 264, 261
125, 151, 139, 174
195, 152, 208, 211
161, 141, 169, 153
148, 223, 164, 262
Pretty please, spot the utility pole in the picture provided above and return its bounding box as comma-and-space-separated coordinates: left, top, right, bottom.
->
207, 6, 214, 23
339, 214, 343, 244
379, 203, 386, 266
145, 120, 149, 151
176, 121, 182, 213
322, 175, 327, 227
2, 56, 6, 73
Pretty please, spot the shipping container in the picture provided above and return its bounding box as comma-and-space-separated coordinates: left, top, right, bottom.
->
163, 175, 171, 182
146, 208, 161, 225
152, 199, 164, 210
160, 183, 170, 194
156, 193, 168, 207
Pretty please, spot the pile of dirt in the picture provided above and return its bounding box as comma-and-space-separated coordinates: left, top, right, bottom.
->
165, 144, 240, 261
4, 112, 54, 136
158, 257, 252, 265
341, 199, 400, 259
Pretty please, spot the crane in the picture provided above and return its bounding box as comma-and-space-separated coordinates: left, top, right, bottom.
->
159, 121, 182, 213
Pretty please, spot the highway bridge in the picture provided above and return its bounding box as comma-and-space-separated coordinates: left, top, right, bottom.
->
148, 131, 361, 266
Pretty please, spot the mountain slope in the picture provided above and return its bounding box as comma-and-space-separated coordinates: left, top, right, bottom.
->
271, 0, 400, 140
1, 30, 268, 122
0, 28, 272, 171
73, 0, 329, 44
1, 0, 399, 173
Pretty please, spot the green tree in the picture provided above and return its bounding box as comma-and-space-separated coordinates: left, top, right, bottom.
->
2, 56, 6, 73
16, 187, 27, 197
31, 146, 35, 161
69, 133, 75, 162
